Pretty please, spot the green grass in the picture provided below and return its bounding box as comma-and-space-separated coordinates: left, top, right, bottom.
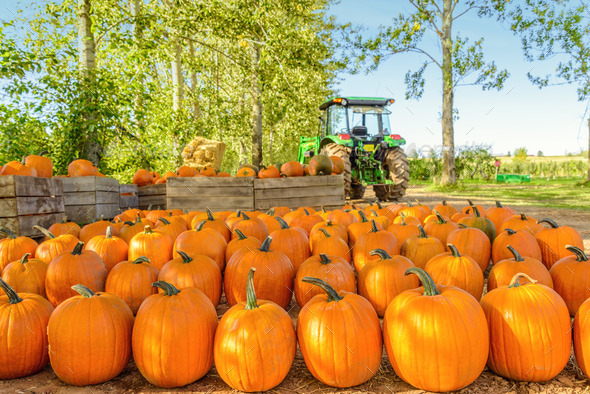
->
415, 177, 590, 211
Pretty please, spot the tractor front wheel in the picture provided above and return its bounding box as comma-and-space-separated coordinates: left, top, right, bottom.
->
374, 147, 409, 202
320, 142, 352, 197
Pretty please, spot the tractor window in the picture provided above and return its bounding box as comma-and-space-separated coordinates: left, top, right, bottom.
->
326, 106, 348, 135
350, 106, 391, 137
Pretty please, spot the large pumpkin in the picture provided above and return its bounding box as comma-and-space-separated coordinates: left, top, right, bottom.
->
446, 225, 491, 272
154, 217, 186, 243
225, 229, 261, 263
486, 200, 514, 232
348, 211, 383, 248
0, 228, 38, 270
309, 220, 348, 250
383, 267, 489, 392
231, 212, 269, 243
357, 249, 418, 317
0, 160, 37, 176
294, 253, 355, 307
45, 242, 108, 306
191, 208, 230, 242
353, 219, 399, 272
500, 213, 543, 235
491, 228, 542, 264
128, 226, 173, 270
224, 237, 294, 309
0, 277, 54, 379
480, 273, 571, 382
268, 217, 311, 272
327, 209, 359, 229
85, 226, 128, 272
457, 205, 496, 243
105, 256, 159, 314
158, 251, 222, 306
280, 161, 304, 177
48, 217, 81, 238
297, 277, 382, 388
433, 200, 459, 218
330, 155, 345, 174
535, 218, 584, 269
400, 224, 445, 269
132, 169, 154, 186
308, 154, 333, 176
386, 216, 420, 246
79, 219, 115, 244
33, 225, 79, 264
1, 253, 48, 297
574, 298, 590, 378
67, 159, 95, 177
215, 268, 296, 391
133, 282, 217, 388
423, 210, 459, 246
24, 151, 53, 177
48, 284, 134, 385
173, 222, 227, 271
549, 245, 590, 316
312, 229, 351, 264
487, 245, 552, 291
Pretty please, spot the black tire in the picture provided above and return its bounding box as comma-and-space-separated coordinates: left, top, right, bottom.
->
350, 183, 366, 200
374, 147, 409, 202
320, 142, 352, 197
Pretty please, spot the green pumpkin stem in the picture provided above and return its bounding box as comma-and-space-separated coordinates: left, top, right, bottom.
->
152, 281, 181, 296
0, 277, 23, 304
275, 217, 290, 230
302, 277, 343, 302
565, 245, 589, 261
19, 253, 31, 264
267, 208, 276, 216
62, 216, 69, 224
370, 248, 391, 260
326, 220, 334, 227
433, 210, 446, 224
158, 217, 171, 225
442, 200, 447, 206
467, 199, 474, 206
539, 218, 559, 228
318, 228, 331, 238
358, 210, 369, 222
303, 208, 310, 216
260, 236, 273, 252
196, 221, 206, 231
245, 267, 258, 310
506, 245, 524, 262
376, 201, 383, 209
177, 250, 193, 264
519, 213, 527, 221
472, 205, 481, 218
370, 219, 379, 233
72, 242, 84, 255
405, 267, 441, 296
505, 228, 517, 235
32, 225, 56, 239
106, 226, 112, 238
234, 228, 248, 240
418, 224, 427, 238
495, 201, 503, 208
458, 223, 469, 229
144, 225, 153, 234
241, 212, 251, 220
72, 284, 95, 298
509, 273, 537, 288
406, 200, 414, 207
206, 208, 215, 221
132, 256, 151, 264
447, 244, 461, 258
319, 254, 331, 265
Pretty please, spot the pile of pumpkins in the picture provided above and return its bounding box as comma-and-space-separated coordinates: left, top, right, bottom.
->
1, 199, 589, 392
0, 153, 106, 178
131, 154, 344, 186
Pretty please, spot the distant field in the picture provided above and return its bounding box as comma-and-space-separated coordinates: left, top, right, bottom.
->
498, 155, 587, 163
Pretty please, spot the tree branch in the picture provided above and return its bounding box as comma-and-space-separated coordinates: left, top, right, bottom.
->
180, 36, 245, 68
452, 5, 481, 21
95, 16, 132, 44
408, 47, 442, 69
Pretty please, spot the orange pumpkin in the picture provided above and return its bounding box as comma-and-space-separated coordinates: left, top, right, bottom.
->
348, 210, 383, 248
216, 171, 231, 177
85, 226, 128, 272
236, 167, 257, 177
230, 212, 268, 243
199, 166, 216, 177
174, 222, 227, 271
269, 217, 311, 272
423, 210, 459, 246
1, 253, 48, 297
24, 151, 53, 178
0, 160, 37, 176
0, 228, 38, 270
133, 169, 154, 186
176, 165, 196, 177
353, 219, 399, 272
309, 220, 348, 250
486, 200, 514, 232
393, 212, 421, 225
289, 209, 324, 235
281, 161, 304, 177
67, 159, 95, 177
574, 298, 590, 378
550, 245, 590, 316
491, 228, 541, 264
535, 218, 584, 269
105, 256, 159, 314
128, 226, 172, 270
446, 225, 491, 272
400, 225, 445, 269
154, 217, 186, 243
225, 229, 261, 263
256, 209, 283, 234
457, 205, 496, 243
258, 165, 281, 178
33, 225, 79, 264
487, 245, 553, 292
48, 216, 81, 238
432, 200, 458, 218
311, 228, 351, 264
191, 208, 230, 242
387, 215, 421, 246
79, 219, 116, 244
500, 213, 543, 235
461, 199, 486, 217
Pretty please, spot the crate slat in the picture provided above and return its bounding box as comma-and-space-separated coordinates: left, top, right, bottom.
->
167, 196, 255, 212
59, 176, 119, 193
0, 197, 65, 217
167, 186, 253, 198
255, 195, 344, 210
0, 212, 66, 238
254, 175, 344, 210
119, 184, 138, 194
64, 204, 120, 223
138, 184, 166, 196
120, 196, 139, 209
254, 175, 343, 190
138, 195, 167, 210
0, 175, 63, 198
254, 186, 342, 200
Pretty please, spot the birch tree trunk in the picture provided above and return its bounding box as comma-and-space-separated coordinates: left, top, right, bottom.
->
171, 38, 183, 112
251, 44, 263, 167
188, 40, 202, 123
440, 0, 456, 185
131, 0, 145, 129
77, 0, 102, 165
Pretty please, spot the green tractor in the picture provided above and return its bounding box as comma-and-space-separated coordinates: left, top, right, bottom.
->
298, 97, 409, 201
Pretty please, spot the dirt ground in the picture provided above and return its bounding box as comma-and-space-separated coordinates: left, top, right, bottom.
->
3, 185, 590, 393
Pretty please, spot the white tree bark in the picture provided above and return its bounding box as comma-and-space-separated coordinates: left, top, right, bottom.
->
171, 38, 183, 112
188, 40, 202, 121
251, 44, 263, 167
440, 0, 456, 185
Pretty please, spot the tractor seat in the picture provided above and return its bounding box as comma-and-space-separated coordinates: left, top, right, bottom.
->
351, 125, 368, 137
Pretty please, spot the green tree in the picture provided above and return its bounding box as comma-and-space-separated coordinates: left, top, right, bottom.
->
537, 150, 543, 157
514, 147, 528, 160
354, 0, 509, 185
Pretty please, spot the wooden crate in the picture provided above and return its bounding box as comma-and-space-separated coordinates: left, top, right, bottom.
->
0, 176, 65, 238
138, 184, 167, 210
254, 175, 344, 211
119, 184, 138, 209
167, 177, 255, 212
59, 177, 120, 223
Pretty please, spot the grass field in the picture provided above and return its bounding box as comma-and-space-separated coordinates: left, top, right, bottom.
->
413, 177, 590, 211
498, 155, 587, 163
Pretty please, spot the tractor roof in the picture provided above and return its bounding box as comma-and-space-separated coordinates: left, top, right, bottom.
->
319, 97, 395, 110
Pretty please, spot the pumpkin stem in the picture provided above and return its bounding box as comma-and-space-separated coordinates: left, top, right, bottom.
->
267, 208, 276, 216
506, 245, 524, 262
539, 218, 559, 228
458, 223, 469, 229
319, 254, 331, 265
326, 220, 334, 227
565, 245, 589, 261
37, 150, 49, 156
234, 228, 248, 240
132, 256, 151, 264
447, 244, 461, 258
72, 284, 95, 298
0, 277, 22, 304
370, 209, 379, 217
241, 212, 251, 220
467, 199, 474, 206
495, 201, 503, 208
508, 273, 537, 288
406, 200, 414, 207
158, 217, 171, 225
370, 219, 379, 233
32, 225, 56, 239
147, 204, 153, 211
123, 221, 135, 226
105, 226, 112, 239
177, 250, 193, 264
206, 208, 215, 221
433, 210, 446, 224
442, 200, 447, 206
321, 206, 327, 213
303, 208, 310, 216
399, 213, 407, 225
318, 228, 331, 238
72, 242, 84, 255
152, 281, 181, 296
302, 277, 343, 302
245, 267, 258, 310
144, 225, 153, 234
505, 228, 517, 235
472, 205, 481, 218
196, 221, 206, 231
370, 248, 391, 260
62, 216, 69, 224
260, 236, 273, 252
358, 210, 368, 223
405, 267, 441, 296
19, 253, 31, 264
418, 224, 427, 238
275, 217, 290, 230
376, 201, 383, 209
520, 213, 527, 221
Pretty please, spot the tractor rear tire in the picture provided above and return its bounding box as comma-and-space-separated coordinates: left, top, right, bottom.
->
320, 142, 352, 197
350, 183, 366, 200
374, 147, 409, 202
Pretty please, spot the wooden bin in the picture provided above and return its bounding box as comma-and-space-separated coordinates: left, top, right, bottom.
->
138, 184, 167, 210
167, 177, 255, 212
0, 176, 65, 238
254, 175, 344, 211
59, 177, 120, 223
119, 184, 139, 209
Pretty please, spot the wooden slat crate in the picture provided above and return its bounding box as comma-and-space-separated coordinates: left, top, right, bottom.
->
119, 184, 138, 210
167, 177, 255, 212
254, 175, 344, 211
59, 177, 120, 223
0, 176, 65, 238
138, 184, 167, 210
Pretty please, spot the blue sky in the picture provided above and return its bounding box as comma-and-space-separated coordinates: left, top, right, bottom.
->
329, 0, 589, 156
